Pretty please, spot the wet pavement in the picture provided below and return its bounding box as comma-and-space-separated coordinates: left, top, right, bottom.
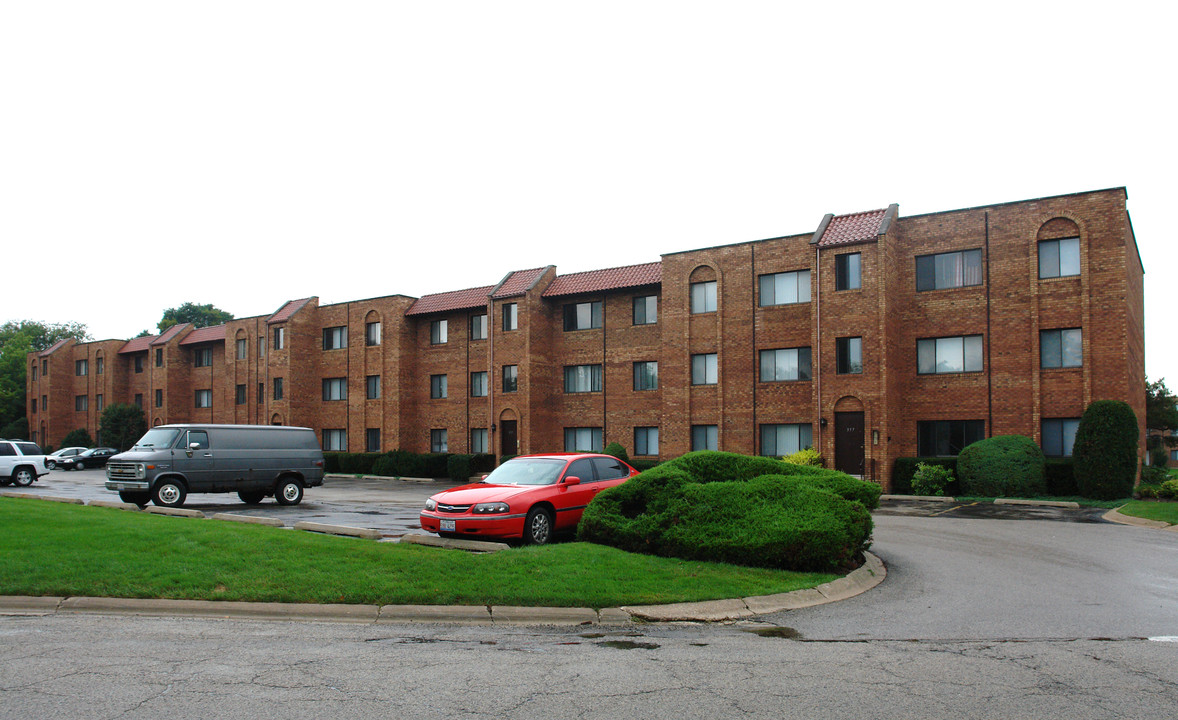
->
874, 497, 1114, 523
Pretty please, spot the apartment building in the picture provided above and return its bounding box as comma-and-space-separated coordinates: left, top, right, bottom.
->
27, 188, 1145, 489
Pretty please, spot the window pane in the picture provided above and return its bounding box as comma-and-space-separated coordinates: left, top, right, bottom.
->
1058, 238, 1080, 277
759, 275, 774, 306
964, 335, 983, 372
934, 252, 959, 289
935, 337, 964, 373
759, 350, 775, 382
798, 347, 812, 380
1039, 240, 1060, 279
1062, 419, 1079, 456
780, 272, 797, 302
797, 269, 811, 300
1041, 331, 1063, 368
1061, 329, 1082, 367
915, 255, 933, 291
963, 250, 983, 286
917, 339, 936, 374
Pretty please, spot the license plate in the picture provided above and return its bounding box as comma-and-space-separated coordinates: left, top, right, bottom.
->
440, 519, 456, 532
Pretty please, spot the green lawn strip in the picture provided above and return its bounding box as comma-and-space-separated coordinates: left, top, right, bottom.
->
1115, 500, 1178, 525
953, 495, 1131, 509
0, 498, 836, 607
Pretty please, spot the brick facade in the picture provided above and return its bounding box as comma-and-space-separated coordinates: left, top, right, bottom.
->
27, 188, 1146, 490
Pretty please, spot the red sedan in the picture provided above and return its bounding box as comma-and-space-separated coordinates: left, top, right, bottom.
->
420, 453, 639, 544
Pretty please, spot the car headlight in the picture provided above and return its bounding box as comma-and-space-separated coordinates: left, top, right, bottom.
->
425, 498, 437, 511
473, 502, 509, 514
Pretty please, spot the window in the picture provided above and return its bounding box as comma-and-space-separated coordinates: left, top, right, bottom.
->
692, 353, 718, 385
634, 427, 659, 456
323, 429, 347, 452
502, 365, 518, 393
31, 398, 36, 413
323, 326, 347, 350
564, 427, 603, 452
1041, 329, 1082, 368
273, 326, 285, 350
470, 371, 488, 397
502, 303, 518, 331
430, 374, 448, 399
1039, 237, 1080, 279
186, 430, 209, 450
75, 395, 88, 411
593, 456, 631, 480
430, 429, 448, 453
430, 319, 448, 345
633, 295, 658, 325
836, 337, 862, 374
916, 249, 983, 291
156, 389, 164, 408
690, 281, 717, 313
365, 321, 381, 346
135, 356, 143, 373
42, 359, 48, 375
195, 389, 212, 408
761, 423, 813, 456
759, 270, 810, 306
156, 348, 163, 367
322, 377, 347, 401
134, 393, 143, 408
31, 365, 37, 381
918, 336, 983, 374
471, 428, 488, 454
564, 364, 603, 393
1042, 418, 1080, 457
42, 395, 47, 411
366, 428, 381, 453
76, 359, 88, 376
194, 347, 212, 367
236, 338, 247, 359
563, 301, 602, 331
258, 337, 265, 357
633, 361, 658, 391
470, 314, 487, 340
835, 253, 861, 291
273, 377, 284, 400
257, 383, 264, 403
759, 348, 812, 382
96, 356, 103, 375
236, 384, 246, 405
366, 375, 381, 400
95, 394, 103, 412
917, 420, 985, 456
692, 425, 718, 451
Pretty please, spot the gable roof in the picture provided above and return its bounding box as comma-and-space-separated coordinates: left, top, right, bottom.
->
812, 206, 894, 247
492, 267, 551, 299
151, 323, 190, 346
119, 335, 158, 354
405, 285, 495, 317
179, 324, 227, 346
542, 262, 662, 297
268, 297, 313, 324
38, 338, 72, 357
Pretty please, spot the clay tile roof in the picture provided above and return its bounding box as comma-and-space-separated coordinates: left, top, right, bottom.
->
179, 324, 227, 346
119, 335, 158, 354
493, 267, 549, 299
816, 208, 889, 247
405, 285, 495, 317
151, 323, 190, 346
542, 262, 662, 297
268, 297, 313, 324
38, 338, 71, 357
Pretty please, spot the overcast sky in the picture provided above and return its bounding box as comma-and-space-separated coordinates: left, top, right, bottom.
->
4, 2, 1175, 383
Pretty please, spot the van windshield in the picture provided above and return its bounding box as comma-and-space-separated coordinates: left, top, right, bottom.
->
132, 428, 183, 450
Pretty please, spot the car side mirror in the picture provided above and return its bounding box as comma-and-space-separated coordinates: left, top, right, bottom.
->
564, 475, 581, 486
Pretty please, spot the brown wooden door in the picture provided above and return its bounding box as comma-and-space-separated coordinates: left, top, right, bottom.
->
834, 412, 865, 476
500, 420, 518, 456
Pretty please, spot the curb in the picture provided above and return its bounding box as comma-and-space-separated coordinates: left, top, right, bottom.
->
1103, 506, 1178, 531
293, 521, 382, 540
145, 506, 206, 519
880, 494, 957, 503
399, 534, 510, 553
995, 498, 1080, 509
325, 474, 442, 483
213, 513, 285, 527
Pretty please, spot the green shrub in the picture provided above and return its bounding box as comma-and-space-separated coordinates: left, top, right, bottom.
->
782, 448, 824, 467
1044, 458, 1078, 496
1149, 445, 1169, 469
957, 435, 1046, 497
369, 449, 441, 478
1073, 400, 1139, 500
499, 454, 519, 465
1158, 479, 1178, 500
891, 457, 960, 495
603, 442, 630, 464
470, 454, 496, 474
60, 428, 94, 449
446, 454, 493, 481
1141, 465, 1169, 487
1138, 484, 1159, 499
911, 462, 952, 496
630, 458, 663, 472
578, 451, 880, 572
323, 452, 382, 475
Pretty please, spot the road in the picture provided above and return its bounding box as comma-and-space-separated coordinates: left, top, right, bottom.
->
3, 471, 1177, 718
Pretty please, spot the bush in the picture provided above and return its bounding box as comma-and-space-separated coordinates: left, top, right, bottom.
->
631, 458, 663, 472
603, 442, 630, 464
1149, 445, 1169, 469
1073, 400, 1139, 500
322, 452, 382, 474
1158, 479, 1178, 500
446, 454, 493, 481
782, 448, 824, 467
1044, 458, 1078, 496
60, 428, 94, 449
369, 449, 451, 478
911, 462, 952, 496
1141, 464, 1169, 487
891, 457, 960, 495
577, 451, 880, 572
957, 435, 1046, 497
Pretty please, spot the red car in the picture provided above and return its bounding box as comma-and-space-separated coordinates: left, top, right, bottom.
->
420, 453, 639, 544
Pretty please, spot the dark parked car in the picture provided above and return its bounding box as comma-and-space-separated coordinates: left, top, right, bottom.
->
58, 447, 119, 471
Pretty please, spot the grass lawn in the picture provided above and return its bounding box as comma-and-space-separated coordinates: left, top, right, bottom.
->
0, 498, 838, 607
1116, 500, 1178, 525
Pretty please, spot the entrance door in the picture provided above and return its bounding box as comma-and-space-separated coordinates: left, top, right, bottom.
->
500, 420, 518, 456
834, 412, 865, 476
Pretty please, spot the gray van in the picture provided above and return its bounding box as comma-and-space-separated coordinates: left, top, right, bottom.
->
105, 424, 325, 508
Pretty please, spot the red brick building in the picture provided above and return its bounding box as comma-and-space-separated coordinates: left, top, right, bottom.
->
27, 188, 1145, 489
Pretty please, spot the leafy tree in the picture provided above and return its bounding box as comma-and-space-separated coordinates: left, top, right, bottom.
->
1145, 377, 1178, 448
1, 417, 29, 441
60, 428, 94, 448
157, 303, 234, 333
99, 403, 147, 452
1073, 400, 1139, 500
0, 320, 90, 431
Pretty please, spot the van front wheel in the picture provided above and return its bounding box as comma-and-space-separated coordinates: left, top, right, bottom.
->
152, 479, 187, 508
275, 478, 303, 506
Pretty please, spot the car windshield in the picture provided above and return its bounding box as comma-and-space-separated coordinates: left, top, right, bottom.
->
482, 458, 566, 486
132, 428, 182, 450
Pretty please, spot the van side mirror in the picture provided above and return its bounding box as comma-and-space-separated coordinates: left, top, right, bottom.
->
190, 442, 201, 450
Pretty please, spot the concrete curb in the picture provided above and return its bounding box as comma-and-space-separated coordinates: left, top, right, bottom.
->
293, 521, 382, 540
213, 513, 285, 527
399, 534, 510, 553
87, 500, 142, 511
880, 494, 957, 503
58, 597, 380, 622
145, 506, 206, 519
324, 474, 440, 483
995, 498, 1080, 509
1103, 506, 1177, 530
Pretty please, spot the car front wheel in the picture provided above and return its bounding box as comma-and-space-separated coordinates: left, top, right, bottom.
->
274, 478, 303, 506
46, 460, 56, 470
75, 461, 86, 471
152, 479, 187, 508
12, 467, 35, 487
523, 507, 553, 545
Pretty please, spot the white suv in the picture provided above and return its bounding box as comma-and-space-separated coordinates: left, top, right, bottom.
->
0, 440, 49, 487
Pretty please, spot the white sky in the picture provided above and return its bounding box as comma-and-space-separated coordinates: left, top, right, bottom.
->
3, 1, 1175, 382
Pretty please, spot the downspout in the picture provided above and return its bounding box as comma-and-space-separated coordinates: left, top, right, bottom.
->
751, 243, 757, 450
602, 297, 607, 444
985, 211, 993, 437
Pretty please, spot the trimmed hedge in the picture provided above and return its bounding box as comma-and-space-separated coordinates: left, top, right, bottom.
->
1044, 458, 1077, 496
1074, 400, 1139, 500
603, 442, 630, 464
891, 457, 960, 496
445, 453, 496, 481
957, 435, 1046, 497
323, 452, 382, 475
577, 451, 879, 572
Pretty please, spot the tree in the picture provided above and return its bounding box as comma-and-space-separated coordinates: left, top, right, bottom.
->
60, 428, 94, 448
1073, 400, 1139, 500
157, 303, 234, 333
0, 320, 90, 432
1145, 378, 1178, 448
99, 403, 147, 452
